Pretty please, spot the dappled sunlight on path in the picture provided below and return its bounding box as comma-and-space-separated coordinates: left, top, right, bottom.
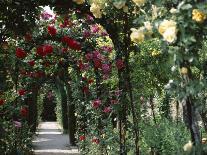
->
33, 122, 79, 155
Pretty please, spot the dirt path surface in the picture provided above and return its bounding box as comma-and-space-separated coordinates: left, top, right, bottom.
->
32, 122, 80, 155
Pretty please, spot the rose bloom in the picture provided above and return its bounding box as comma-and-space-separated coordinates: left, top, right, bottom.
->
116, 59, 125, 70
28, 60, 35, 67
47, 26, 57, 36
130, 28, 145, 43
92, 138, 99, 144
16, 48, 27, 59
83, 30, 91, 38
158, 20, 177, 35
14, 121, 22, 128
192, 9, 207, 23
36, 46, 46, 57
61, 36, 81, 50
41, 12, 52, 20
18, 89, 26, 96
162, 27, 177, 43
180, 67, 188, 75
44, 44, 53, 54
103, 107, 111, 113
158, 19, 177, 43
90, 3, 102, 18
85, 53, 93, 61
102, 64, 111, 73
92, 99, 101, 108
93, 59, 102, 69
91, 24, 100, 33
101, 46, 113, 53
86, 14, 94, 22
132, 0, 146, 6
183, 141, 193, 152
73, 0, 85, 5
79, 135, 86, 141
82, 86, 89, 94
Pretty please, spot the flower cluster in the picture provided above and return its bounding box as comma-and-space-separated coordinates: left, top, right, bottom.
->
158, 20, 178, 43
192, 9, 206, 23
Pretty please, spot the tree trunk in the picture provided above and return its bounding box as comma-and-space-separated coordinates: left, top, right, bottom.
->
28, 86, 39, 132
182, 97, 200, 144
65, 81, 76, 146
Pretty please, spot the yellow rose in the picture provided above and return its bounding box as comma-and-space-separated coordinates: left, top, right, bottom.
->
144, 21, 153, 35
183, 141, 193, 152
130, 28, 145, 43
158, 20, 177, 43
90, 3, 102, 18
113, 1, 126, 9
163, 27, 177, 43
158, 20, 177, 35
132, 0, 146, 6
192, 9, 207, 23
73, 0, 85, 5
123, 5, 129, 13
180, 67, 188, 75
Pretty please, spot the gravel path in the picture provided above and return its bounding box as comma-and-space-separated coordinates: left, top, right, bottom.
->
33, 122, 80, 155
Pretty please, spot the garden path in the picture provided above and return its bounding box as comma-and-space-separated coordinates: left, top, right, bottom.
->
32, 122, 79, 155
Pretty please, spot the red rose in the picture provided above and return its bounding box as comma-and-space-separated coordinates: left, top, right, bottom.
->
28, 60, 35, 66
103, 107, 112, 113
102, 64, 111, 74
82, 86, 89, 94
0, 99, 5, 106
116, 59, 125, 70
68, 39, 81, 51
20, 107, 28, 117
47, 26, 57, 36
36, 46, 46, 57
62, 48, 68, 53
44, 44, 53, 54
61, 36, 81, 51
16, 48, 27, 59
85, 53, 93, 61
36, 45, 53, 56
92, 138, 99, 144
93, 59, 102, 69
92, 99, 101, 109
79, 135, 86, 141
18, 89, 26, 96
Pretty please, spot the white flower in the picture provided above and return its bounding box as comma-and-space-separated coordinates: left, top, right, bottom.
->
130, 28, 145, 43
183, 141, 193, 152
90, 3, 102, 18
158, 20, 178, 43
163, 27, 177, 43
144, 21, 153, 35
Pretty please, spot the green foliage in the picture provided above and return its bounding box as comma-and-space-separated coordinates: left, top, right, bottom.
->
140, 118, 190, 154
